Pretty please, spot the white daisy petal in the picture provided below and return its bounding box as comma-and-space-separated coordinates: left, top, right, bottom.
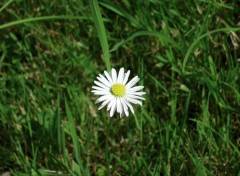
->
126, 76, 140, 89
110, 97, 117, 117
127, 86, 144, 92
117, 68, 124, 83
100, 74, 112, 86
125, 96, 143, 106
123, 97, 134, 114
92, 86, 106, 91
98, 96, 113, 110
95, 94, 111, 104
120, 97, 129, 117
127, 94, 145, 100
126, 91, 146, 96
122, 70, 130, 85
97, 75, 111, 87
116, 98, 123, 114
92, 68, 145, 117
94, 81, 110, 90
96, 77, 107, 87
104, 71, 114, 85
91, 90, 110, 95
107, 97, 114, 111
111, 68, 117, 83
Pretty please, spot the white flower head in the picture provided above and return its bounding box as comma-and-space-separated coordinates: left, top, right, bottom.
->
92, 68, 146, 117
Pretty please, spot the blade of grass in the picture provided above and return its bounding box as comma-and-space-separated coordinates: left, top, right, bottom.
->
64, 97, 86, 175
182, 27, 240, 73
183, 145, 208, 176
110, 30, 183, 53
0, 15, 89, 30
0, 0, 14, 13
90, 0, 111, 71
99, 0, 139, 27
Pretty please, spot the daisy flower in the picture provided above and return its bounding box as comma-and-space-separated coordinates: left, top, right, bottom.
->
92, 68, 145, 117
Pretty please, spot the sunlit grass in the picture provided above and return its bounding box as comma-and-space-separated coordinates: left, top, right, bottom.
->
0, 0, 239, 175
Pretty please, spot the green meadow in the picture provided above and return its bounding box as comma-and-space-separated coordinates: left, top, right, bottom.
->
0, 0, 240, 175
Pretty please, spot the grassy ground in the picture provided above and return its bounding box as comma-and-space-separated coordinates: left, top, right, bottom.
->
0, 0, 240, 175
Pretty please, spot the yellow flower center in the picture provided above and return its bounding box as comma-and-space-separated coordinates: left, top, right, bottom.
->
111, 84, 126, 97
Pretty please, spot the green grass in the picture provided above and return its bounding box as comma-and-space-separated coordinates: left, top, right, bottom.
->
0, 0, 240, 175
